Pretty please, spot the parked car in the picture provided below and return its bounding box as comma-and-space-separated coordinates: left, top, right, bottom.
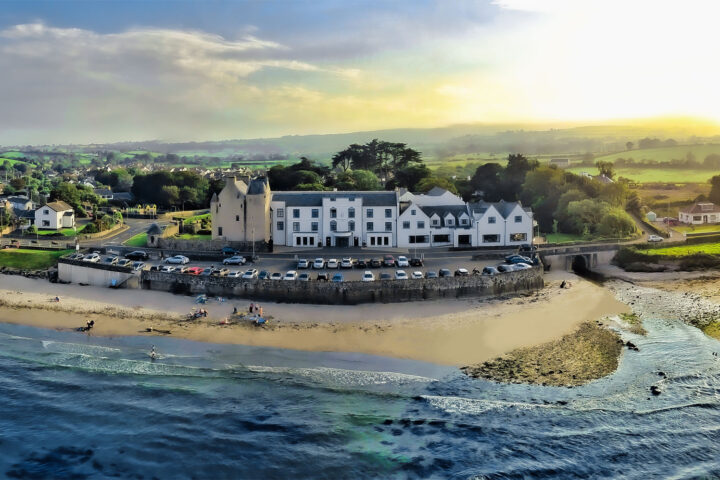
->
132, 261, 146, 271
340, 258, 353, 269
410, 257, 424, 267
379, 272, 392, 280
242, 269, 259, 279
283, 270, 298, 281
223, 255, 246, 265
497, 264, 517, 273
454, 268, 469, 277
117, 259, 132, 268
298, 272, 311, 282
270, 272, 283, 280
221, 246, 238, 256
227, 270, 243, 278
326, 258, 339, 269
149, 265, 161, 272
513, 263, 532, 270
482, 266, 500, 276
519, 243, 537, 253
505, 254, 531, 264
316, 272, 329, 281
297, 259, 310, 269
160, 265, 176, 273
125, 250, 148, 261
83, 253, 101, 263
257, 270, 269, 280
176, 266, 189, 273
102, 256, 119, 266
439, 268, 452, 278
395, 270, 409, 280
396, 256, 409, 267
425, 271, 438, 279
313, 258, 325, 269
648, 235, 664, 242
370, 258, 382, 268
211, 268, 229, 277
187, 266, 204, 275
331, 273, 344, 283
165, 255, 190, 265
411, 271, 423, 279
68, 252, 84, 260
355, 259, 368, 269
362, 271, 375, 282
201, 268, 213, 276
383, 255, 395, 267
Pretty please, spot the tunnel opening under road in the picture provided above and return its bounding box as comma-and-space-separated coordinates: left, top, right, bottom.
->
571, 254, 606, 283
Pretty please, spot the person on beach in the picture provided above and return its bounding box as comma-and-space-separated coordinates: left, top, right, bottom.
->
54, 296, 60, 302
233, 306, 238, 315
560, 280, 566, 289
249, 303, 254, 313
259, 306, 263, 317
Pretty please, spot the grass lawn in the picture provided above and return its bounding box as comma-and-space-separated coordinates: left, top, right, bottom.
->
644, 243, 720, 257
183, 213, 210, 225
544, 233, 586, 244
174, 234, 212, 240
123, 232, 148, 247
0, 249, 73, 269
673, 224, 720, 234
35, 228, 78, 236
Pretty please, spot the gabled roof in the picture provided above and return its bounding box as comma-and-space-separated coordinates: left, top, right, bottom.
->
44, 201, 73, 212
94, 188, 113, 196
426, 186, 448, 196
247, 177, 269, 195
470, 200, 528, 219
147, 223, 163, 235
418, 205, 470, 227
680, 202, 720, 214
272, 191, 397, 207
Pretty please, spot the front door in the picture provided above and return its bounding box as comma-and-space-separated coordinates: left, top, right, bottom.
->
336, 237, 349, 248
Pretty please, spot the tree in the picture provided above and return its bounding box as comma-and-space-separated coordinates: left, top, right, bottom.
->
394, 164, 431, 191
626, 141, 634, 151
597, 208, 636, 238
596, 160, 615, 179
709, 175, 720, 204
470, 163, 504, 201
416, 177, 458, 195
625, 191, 643, 216
566, 199, 611, 235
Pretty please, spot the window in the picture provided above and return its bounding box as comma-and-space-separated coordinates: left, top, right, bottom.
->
694, 215, 702, 221
411, 209, 416, 215
514, 215, 522, 223
409, 235, 428, 244
385, 208, 392, 218
42, 220, 50, 227
367, 222, 374, 231
311, 208, 319, 218
432, 219, 440, 226
44, 209, 49, 215
510, 233, 527, 242
330, 197, 336, 201
483, 234, 500, 243
309, 237, 315, 246
277, 221, 284, 231
433, 234, 450, 243
277, 208, 284, 218
417, 221, 425, 229
349, 220, 355, 231
488, 216, 496, 224
349, 207, 355, 218
402, 221, 410, 229
296, 237, 301, 246
447, 218, 454, 226
330, 220, 337, 232
367, 209, 374, 218
385, 222, 392, 232
235, 215, 240, 221
311, 222, 318, 232
460, 218, 468, 225
293, 209, 300, 218
330, 208, 337, 218
293, 222, 300, 232
218, 227, 223, 236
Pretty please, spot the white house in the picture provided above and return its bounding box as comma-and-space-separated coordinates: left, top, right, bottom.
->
679, 202, 720, 225
470, 200, 534, 246
35, 201, 75, 230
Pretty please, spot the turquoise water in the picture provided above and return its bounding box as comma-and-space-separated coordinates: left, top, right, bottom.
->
1, 314, 720, 479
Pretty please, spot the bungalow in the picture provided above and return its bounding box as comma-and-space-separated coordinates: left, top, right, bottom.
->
35, 201, 75, 230
679, 202, 720, 225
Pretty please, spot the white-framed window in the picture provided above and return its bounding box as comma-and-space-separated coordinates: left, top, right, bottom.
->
293, 209, 300, 218
277, 208, 284, 218
367, 222, 374, 231
514, 215, 522, 223
402, 221, 410, 229
312, 208, 319, 218
330, 220, 337, 231
349, 207, 355, 218
311, 222, 318, 232
293, 222, 300, 232
349, 220, 355, 230
330, 208, 337, 218
385, 208, 392, 218
432, 219, 440, 226
417, 221, 425, 229
488, 216, 496, 224
277, 221, 284, 231
367, 209, 373, 218
385, 222, 392, 232
460, 218, 468, 225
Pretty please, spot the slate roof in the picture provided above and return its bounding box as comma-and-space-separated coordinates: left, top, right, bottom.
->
94, 188, 113, 197
247, 177, 269, 195
469, 200, 528, 219
426, 186, 448, 196
272, 191, 397, 207
113, 192, 134, 201
418, 205, 470, 227
147, 223, 163, 235
680, 202, 720, 214
44, 201, 73, 212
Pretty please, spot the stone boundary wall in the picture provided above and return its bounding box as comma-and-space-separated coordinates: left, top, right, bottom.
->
155, 237, 269, 253
141, 267, 544, 305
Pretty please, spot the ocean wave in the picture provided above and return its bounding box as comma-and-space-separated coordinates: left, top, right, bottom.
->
244, 365, 437, 386
421, 394, 556, 415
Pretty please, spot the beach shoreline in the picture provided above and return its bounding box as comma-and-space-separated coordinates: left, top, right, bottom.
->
0, 272, 629, 367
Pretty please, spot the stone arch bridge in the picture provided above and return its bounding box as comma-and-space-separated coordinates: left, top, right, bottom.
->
539, 244, 621, 272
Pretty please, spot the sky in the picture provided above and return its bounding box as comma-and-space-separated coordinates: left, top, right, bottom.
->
1, 0, 720, 144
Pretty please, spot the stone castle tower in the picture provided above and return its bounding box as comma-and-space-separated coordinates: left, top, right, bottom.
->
210, 176, 271, 242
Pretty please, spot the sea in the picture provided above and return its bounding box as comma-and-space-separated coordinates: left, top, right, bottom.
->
1, 312, 720, 479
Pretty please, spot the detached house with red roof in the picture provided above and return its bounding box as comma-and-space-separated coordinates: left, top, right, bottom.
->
679, 202, 720, 225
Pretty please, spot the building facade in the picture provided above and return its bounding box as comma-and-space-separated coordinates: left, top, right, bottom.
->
35, 201, 75, 230
679, 202, 720, 225
210, 176, 271, 242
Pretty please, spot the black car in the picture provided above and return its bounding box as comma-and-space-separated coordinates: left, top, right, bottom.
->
425, 271, 438, 279
125, 250, 149, 261
221, 246, 238, 256
355, 259, 367, 269
370, 258, 382, 268
379, 272, 392, 280
439, 268, 452, 278
316, 272, 330, 282
410, 258, 424, 267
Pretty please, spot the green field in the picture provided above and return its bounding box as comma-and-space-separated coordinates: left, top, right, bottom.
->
594, 144, 720, 164
182, 213, 211, 225
567, 167, 713, 183
644, 242, 720, 257
0, 249, 73, 269
543, 233, 586, 244
673, 224, 720, 234
123, 232, 148, 247
0, 157, 30, 166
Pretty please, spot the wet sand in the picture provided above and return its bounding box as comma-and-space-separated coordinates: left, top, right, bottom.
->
0, 272, 628, 366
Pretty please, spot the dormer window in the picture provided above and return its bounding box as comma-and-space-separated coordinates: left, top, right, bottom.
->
432, 219, 440, 226
447, 218, 454, 226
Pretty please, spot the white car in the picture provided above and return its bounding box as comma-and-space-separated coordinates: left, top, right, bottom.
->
395, 270, 409, 280
411, 271, 423, 279
362, 271, 375, 282
160, 265, 176, 273
648, 235, 664, 242
83, 253, 101, 263
397, 256, 410, 267
326, 259, 339, 269
223, 255, 246, 265
165, 255, 189, 265
283, 270, 298, 281
514, 263, 532, 270
241, 268, 259, 279
340, 258, 353, 269
313, 258, 325, 269
227, 271, 243, 278
297, 259, 309, 269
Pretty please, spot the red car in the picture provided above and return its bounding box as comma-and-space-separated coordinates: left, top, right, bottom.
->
186, 266, 204, 275
383, 254, 395, 267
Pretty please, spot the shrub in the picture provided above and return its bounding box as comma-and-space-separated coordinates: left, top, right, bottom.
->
679, 254, 720, 271
82, 223, 98, 234
197, 229, 212, 235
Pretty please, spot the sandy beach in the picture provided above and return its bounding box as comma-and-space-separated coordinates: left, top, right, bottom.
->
0, 272, 628, 366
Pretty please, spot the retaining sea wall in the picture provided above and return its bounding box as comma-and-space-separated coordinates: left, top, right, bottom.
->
141, 267, 544, 305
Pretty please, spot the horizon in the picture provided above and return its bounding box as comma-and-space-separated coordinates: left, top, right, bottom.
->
3, 1, 720, 144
